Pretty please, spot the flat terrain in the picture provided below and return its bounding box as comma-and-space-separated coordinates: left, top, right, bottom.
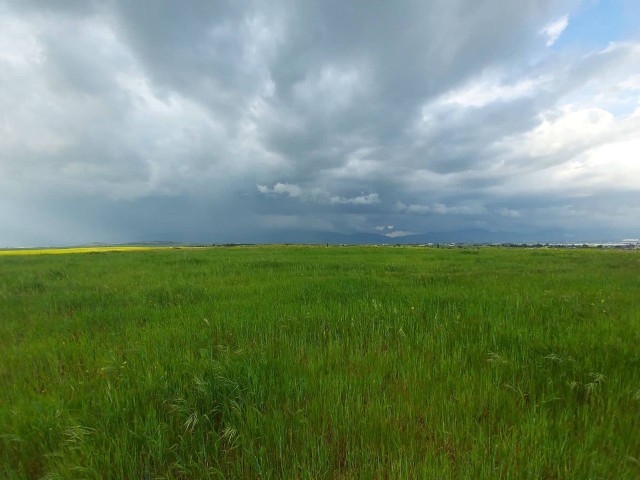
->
0, 246, 169, 256
1, 246, 639, 478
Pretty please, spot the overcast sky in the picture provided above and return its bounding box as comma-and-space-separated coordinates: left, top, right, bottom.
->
1, 0, 639, 246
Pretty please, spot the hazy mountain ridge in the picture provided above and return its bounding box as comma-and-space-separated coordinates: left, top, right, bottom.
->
251, 228, 637, 245
12, 228, 635, 250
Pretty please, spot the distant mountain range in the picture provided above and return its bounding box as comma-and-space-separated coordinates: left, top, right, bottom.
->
74, 228, 637, 248
245, 228, 636, 245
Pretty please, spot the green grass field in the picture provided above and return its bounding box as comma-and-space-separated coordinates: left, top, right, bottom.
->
1, 246, 639, 478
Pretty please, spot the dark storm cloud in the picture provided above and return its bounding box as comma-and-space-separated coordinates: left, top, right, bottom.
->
1, 0, 639, 246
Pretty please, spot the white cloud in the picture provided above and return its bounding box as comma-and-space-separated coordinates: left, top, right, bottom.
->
396, 201, 486, 215
541, 15, 569, 47
385, 230, 414, 238
329, 193, 380, 205
521, 106, 615, 157
555, 138, 640, 190
257, 183, 379, 206
492, 83, 640, 195
427, 73, 545, 110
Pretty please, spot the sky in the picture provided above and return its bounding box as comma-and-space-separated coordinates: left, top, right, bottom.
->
1, 0, 639, 246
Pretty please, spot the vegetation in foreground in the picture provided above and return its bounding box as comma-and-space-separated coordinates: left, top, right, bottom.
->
1, 246, 639, 478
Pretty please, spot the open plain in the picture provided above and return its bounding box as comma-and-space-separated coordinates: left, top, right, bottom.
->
1, 246, 639, 478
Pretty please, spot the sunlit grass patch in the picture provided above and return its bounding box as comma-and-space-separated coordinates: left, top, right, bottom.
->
0, 246, 168, 256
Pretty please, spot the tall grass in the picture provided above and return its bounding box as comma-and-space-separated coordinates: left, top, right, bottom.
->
1, 246, 639, 478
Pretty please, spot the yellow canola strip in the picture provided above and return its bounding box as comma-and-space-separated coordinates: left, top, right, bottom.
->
0, 246, 171, 256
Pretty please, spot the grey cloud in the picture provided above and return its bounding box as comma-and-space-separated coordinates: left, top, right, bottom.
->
499, 208, 523, 218
0, 0, 638, 246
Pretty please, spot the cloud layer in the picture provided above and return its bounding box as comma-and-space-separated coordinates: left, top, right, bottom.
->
1, 1, 639, 245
